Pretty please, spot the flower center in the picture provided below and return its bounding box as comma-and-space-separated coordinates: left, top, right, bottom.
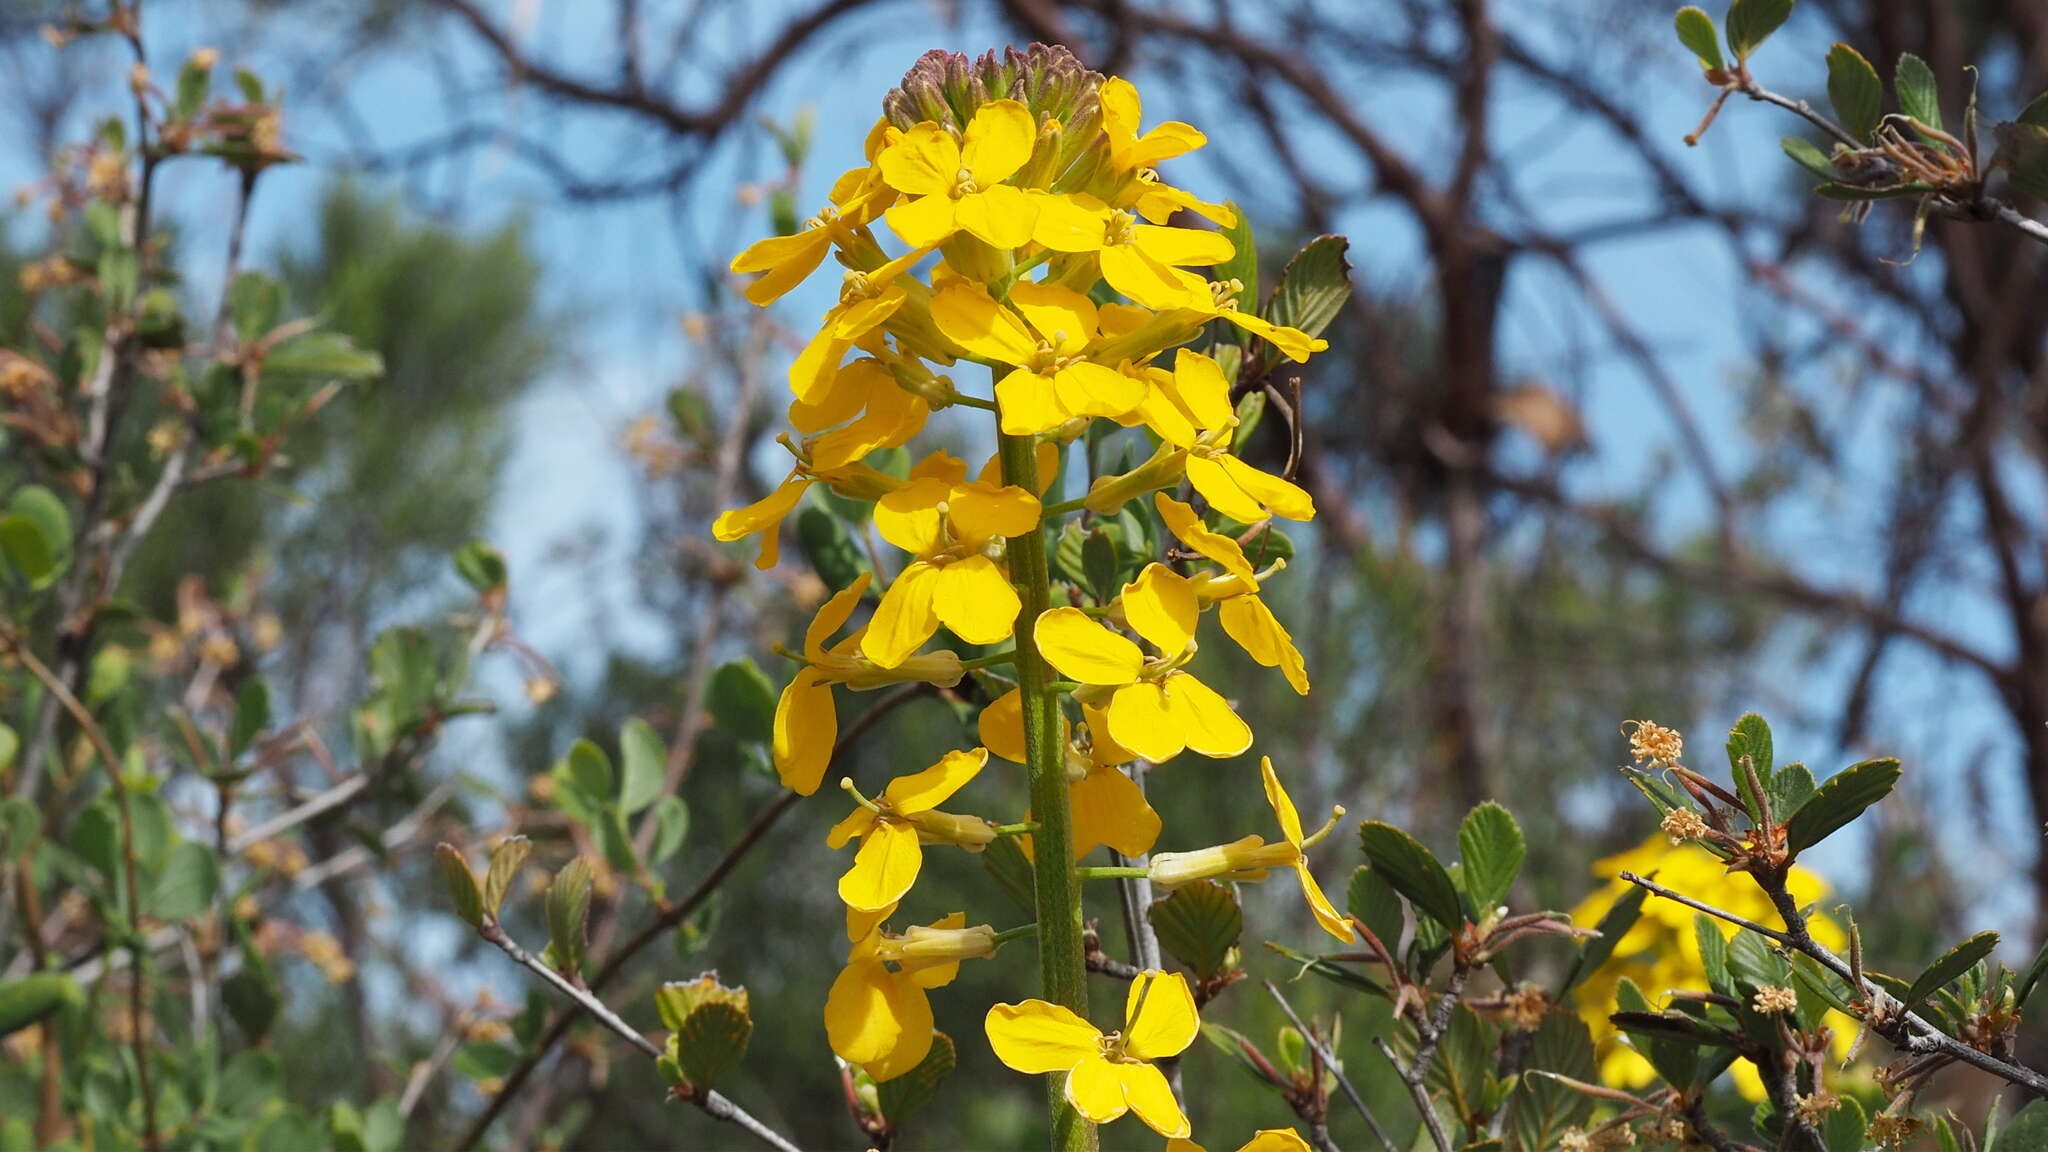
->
839, 271, 877, 304
952, 167, 979, 197
1104, 211, 1136, 248
1209, 277, 1243, 311
1027, 339, 1078, 374
803, 205, 839, 231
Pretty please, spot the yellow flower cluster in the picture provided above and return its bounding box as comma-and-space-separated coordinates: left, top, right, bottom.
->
717, 45, 1342, 1140
1570, 833, 1851, 1100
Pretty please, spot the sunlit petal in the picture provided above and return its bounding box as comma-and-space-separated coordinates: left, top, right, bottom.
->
1035, 608, 1145, 685
984, 1000, 1102, 1073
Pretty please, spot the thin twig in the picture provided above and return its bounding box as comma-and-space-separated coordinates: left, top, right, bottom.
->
1264, 979, 1397, 1152
1374, 1036, 1453, 1152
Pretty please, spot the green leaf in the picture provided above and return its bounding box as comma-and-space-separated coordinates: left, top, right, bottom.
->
1782, 136, 1837, 179
230, 676, 270, 758
263, 330, 383, 381
148, 841, 221, 920
1695, 916, 1734, 997
1347, 865, 1405, 950
647, 795, 690, 865
1357, 821, 1464, 930
1826, 43, 1884, 143
1560, 883, 1646, 995
980, 835, 1036, 918
1504, 1012, 1595, 1152
1147, 880, 1242, 980
618, 718, 666, 816
223, 963, 280, 1041
1896, 53, 1943, 133
1724, 0, 1793, 61
1906, 930, 1999, 1012
796, 503, 872, 591
1995, 122, 2048, 201
2017, 936, 2048, 1008
1998, 1100, 2048, 1152
1725, 712, 1774, 819
1818, 1095, 1866, 1151
1458, 802, 1524, 913
706, 660, 777, 745
546, 858, 594, 976
874, 1030, 955, 1124
453, 1041, 518, 1080
1674, 7, 1724, 71
1214, 201, 1258, 314
2019, 91, 2048, 130
175, 55, 212, 120
0, 974, 82, 1038
563, 740, 613, 809
0, 486, 71, 590
434, 844, 484, 927
1783, 757, 1900, 855
1264, 940, 1389, 999
1081, 527, 1119, 606
483, 835, 532, 918
1260, 235, 1351, 357
664, 1001, 753, 1091
1612, 979, 1699, 1088
452, 540, 507, 594
0, 724, 16, 774
230, 272, 283, 342
1769, 762, 1816, 820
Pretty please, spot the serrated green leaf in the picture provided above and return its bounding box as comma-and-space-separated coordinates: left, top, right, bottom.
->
1770, 762, 1816, 820
1213, 201, 1257, 316
1347, 865, 1404, 950
1147, 880, 1242, 979
546, 857, 593, 975
435, 844, 484, 927
1725, 712, 1775, 819
1674, 6, 1723, 71
665, 1001, 752, 1090
1896, 53, 1943, 133
618, 717, 666, 816
2020, 91, 2048, 130
1725, 0, 1793, 61
1264, 940, 1389, 998
1782, 136, 1837, 179
874, 1030, 955, 1121
1783, 757, 1900, 855
1906, 930, 1999, 1012
1827, 43, 1884, 142
1695, 916, 1734, 997
1358, 821, 1464, 930
706, 660, 777, 745
1505, 1011, 1595, 1152
1995, 122, 2048, 201
1458, 802, 1524, 913
482, 835, 531, 918
1259, 236, 1350, 362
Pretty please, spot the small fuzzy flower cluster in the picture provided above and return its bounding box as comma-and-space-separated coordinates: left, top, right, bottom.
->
717, 44, 1342, 1139
1750, 984, 1799, 1015
1624, 719, 1685, 768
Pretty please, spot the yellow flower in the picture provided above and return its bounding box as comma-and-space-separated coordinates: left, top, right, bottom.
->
985, 968, 1199, 1137
931, 278, 1146, 436
1099, 77, 1206, 173
1170, 279, 1329, 364
825, 911, 992, 1081
788, 357, 928, 472
828, 748, 995, 912
879, 99, 1040, 249
1189, 558, 1308, 696
979, 688, 1162, 859
1122, 167, 1237, 229
862, 450, 1041, 667
1169, 1130, 1314, 1152
1570, 833, 1851, 1099
711, 442, 901, 569
1148, 757, 1352, 942
1033, 582, 1252, 763
727, 153, 898, 306
1030, 192, 1235, 309
772, 574, 966, 794
788, 247, 929, 402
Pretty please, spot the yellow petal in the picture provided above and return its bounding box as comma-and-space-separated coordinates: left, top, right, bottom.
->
1065, 1054, 1130, 1124
1052, 361, 1147, 420
1167, 1140, 1208, 1152
1119, 563, 1198, 654
1070, 766, 1161, 859
933, 555, 1021, 646
1123, 969, 1199, 1060
844, 901, 893, 942
1126, 121, 1206, 169
1034, 608, 1144, 685
908, 448, 969, 484
772, 668, 837, 795
711, 473, 810, 570
984, 1000, 1101, 1073
805, 572, 872, 657
1082, 701, 1139, 766
839, 819, 922, 911
1155, 494, 1255, 582
947, 481, 1041, 544
1099, 76, 1144, 151
1030, 192, 1110, 253
1219, 594, 1309, 694
1170, 348, 1236, 431
1130, 224, 1233, 267
995, 368, 1073, 436
932, 280, 1040, 364
731, 229, 831, 305
809, 385, 928, 471
825, 805, 877, 850
1165, 671, 1254, 758
1218, 308, 1327, 363
824, 959, 906, 1065
1008, 280, 1099, 356
962, 99, 1036, 185
873, 476, 951, 556
884, 192, 959, 249
860, 562, 942, 668
833, 289, 907, 340
906, 911, 970, 990
1116, 1059, 1191, 1138
877, 123, 959, 197
1133, 373, 1201, 448
884, 747, 987, 814
956, 184, 1038, 250
1104, 682, 1185, 764
790, 356, 880, 434
978, 689, 1027, 763
1259, 755, 1305, 847
1100, 243, 1207, 310
1185, 453, 1271, 525
789, 321, 851, 405
1215, 453, 1316, 521
1241, 1131, 1315, 1152
1298, 859, 1357, 943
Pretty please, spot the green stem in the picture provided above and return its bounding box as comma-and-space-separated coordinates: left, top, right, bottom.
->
959, 649, 1017, 670
998, 419, 1095, 1152
992, 923, 1041, 947
1075, 866, 1151, 880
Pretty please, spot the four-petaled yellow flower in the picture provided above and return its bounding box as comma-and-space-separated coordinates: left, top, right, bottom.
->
933, 278, 1146, 436
979, 688, 1162, 860
711, 442, 900, 569
726, 136, 898, 305
829, 748, 995, 913
772, 574, 965, 795
1031, 193, 1236, 309
1099, 77, 1205, 174
986, 969, 1200, 1137
862, 450, 1041, 668
879, 99, 1040, 249
826, 911, 993, 1081
1148, 757, 1354, 943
